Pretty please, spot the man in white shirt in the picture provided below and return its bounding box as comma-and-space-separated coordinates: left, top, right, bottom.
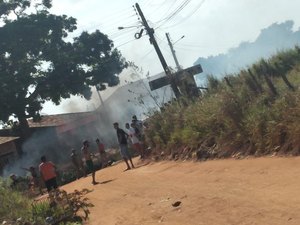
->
126, 122, 144, 159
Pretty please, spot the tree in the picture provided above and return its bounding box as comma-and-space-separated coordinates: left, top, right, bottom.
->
0, 0, 128, 138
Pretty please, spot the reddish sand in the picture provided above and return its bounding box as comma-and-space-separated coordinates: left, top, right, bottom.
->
63, 156, 300, 225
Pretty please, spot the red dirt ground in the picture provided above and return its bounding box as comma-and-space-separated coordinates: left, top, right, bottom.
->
63, 156, 300, 225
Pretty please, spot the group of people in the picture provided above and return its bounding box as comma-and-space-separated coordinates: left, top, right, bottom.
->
10, 137, 107, 194
113, 115, 145, 171
70, 138, 110, 185
10, 155, 58, 194
9, 114, 146, 194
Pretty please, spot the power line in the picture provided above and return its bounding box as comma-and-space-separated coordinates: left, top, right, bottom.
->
145, 0, 170, 17
115, 39, 137, 48
154, 0, 192, 29
80, 14, 137, 35
114, 34, 147, 48
162, 0, 206, 29
154, 0, 190, 24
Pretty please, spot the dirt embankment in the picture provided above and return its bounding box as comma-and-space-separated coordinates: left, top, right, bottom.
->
63, 156, 300, 225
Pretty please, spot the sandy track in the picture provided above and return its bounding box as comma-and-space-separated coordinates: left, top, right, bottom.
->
63, 156, 300, 225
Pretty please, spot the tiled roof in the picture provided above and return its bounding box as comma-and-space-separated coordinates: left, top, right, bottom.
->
28, 111, 96, 128
0, 136, 19, 145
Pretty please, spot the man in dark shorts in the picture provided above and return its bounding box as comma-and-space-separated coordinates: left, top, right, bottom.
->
113, 122, 134, 171
39, 156, 58, 192
81, 140, 98, 185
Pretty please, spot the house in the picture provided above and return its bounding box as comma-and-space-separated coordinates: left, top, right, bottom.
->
0, 136, 19, 171
0, 112, 103, 175
27, 111, 101, 152
98, 72, 174, 122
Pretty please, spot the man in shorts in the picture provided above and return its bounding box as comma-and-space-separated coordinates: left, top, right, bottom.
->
132, 115, 143, 140
39, 156, 58, 192
114, 122, 134, 171
81, 140, 98, 185
126, 122, 144, 159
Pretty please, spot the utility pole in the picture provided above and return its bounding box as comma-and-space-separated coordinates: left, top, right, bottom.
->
166, 33, 181, 71
135, 3, 181, 98
96, 85, 105, 106
95, 84, 108, 121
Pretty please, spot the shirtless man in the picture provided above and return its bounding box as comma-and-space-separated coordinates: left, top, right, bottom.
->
81, 140, 98, 185
70, 149, 86, 179
22, 166, 43, 195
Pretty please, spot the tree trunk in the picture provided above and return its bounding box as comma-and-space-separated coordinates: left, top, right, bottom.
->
260, 60, 278, 96
280, 73, 295, 91
247, 69, 263, 93
263, 73, 278, 96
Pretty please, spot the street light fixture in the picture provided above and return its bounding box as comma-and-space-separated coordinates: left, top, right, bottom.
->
118, 25, 141, 30
173, 35, 185, 45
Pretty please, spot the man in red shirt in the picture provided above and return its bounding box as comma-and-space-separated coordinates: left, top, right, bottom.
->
39, 156, 58, 192
96, 138, 107, 168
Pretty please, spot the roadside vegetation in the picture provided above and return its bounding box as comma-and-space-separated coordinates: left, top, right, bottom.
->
0, 179, 93, 225
145, 46, 300, 160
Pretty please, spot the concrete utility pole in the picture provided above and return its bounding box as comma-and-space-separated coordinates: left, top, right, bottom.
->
96, 85, 105, 106
95, 84, 109, 121
135, 3, 181, 98
166, 33, 181, 71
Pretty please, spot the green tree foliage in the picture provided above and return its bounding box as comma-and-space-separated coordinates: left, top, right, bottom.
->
0, 0, 127, 136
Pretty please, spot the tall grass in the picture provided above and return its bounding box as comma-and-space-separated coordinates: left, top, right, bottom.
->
0, 179, 32, 222
145, 46, 300, 159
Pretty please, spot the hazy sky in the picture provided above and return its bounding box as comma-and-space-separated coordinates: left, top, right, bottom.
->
42, 0, 300, 114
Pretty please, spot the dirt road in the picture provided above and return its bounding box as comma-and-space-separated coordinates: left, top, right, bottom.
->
63, 156, 300, 225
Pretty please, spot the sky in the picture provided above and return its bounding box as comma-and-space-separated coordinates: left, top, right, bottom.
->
42, 0, 300, 115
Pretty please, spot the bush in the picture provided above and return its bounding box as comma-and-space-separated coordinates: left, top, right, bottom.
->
0, 179, 93, 225
144, 46, 300, 159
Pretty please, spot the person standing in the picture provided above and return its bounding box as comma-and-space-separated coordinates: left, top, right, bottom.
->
70, 149, 86, 179
22, 166, 43, 195
126, 123, 144, 159
113, 122, 134, 171
132, 115, 143, 140
39, 156, 58, 192
81, 140, 98, 185
96, 138, 108, 168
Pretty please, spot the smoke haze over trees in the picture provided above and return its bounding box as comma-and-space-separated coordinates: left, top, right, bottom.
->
194, 21, 300, 85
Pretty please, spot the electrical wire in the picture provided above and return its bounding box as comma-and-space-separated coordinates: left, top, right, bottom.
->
115, 39, 137, 48
154, 0, 192, 29
154, 0, 190, 24
115, 34, 147, 48
145, 0, 170, 17
80, 14, 137, 35
162, 0, 206, 29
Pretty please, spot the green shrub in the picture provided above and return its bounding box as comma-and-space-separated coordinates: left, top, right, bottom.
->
0, 179, 93, 225
144, 46, 300, 159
